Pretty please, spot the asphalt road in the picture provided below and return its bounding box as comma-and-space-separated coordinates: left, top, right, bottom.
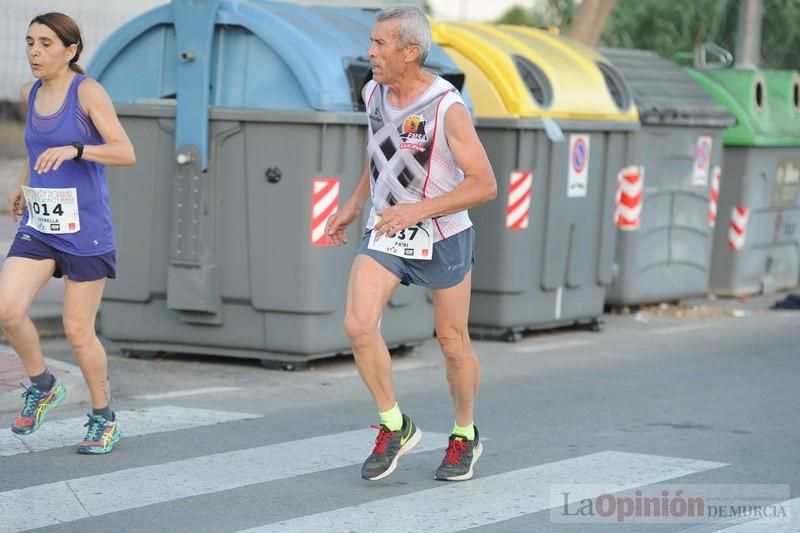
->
1, 293, 798, 532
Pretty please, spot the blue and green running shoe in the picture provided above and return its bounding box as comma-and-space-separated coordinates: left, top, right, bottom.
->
77, 414, 121, 455
11, 381, 67, 435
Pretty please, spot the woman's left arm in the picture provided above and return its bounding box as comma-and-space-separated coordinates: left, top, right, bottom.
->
34, 78, 136, 174
78, 78, 136, 167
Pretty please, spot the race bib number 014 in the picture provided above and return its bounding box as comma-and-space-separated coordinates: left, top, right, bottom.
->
368, 219, 433, 260
22, 185, 80, 234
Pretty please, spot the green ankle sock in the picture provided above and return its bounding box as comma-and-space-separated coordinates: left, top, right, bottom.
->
452, 422, 475, 441
379, 403, 403, 431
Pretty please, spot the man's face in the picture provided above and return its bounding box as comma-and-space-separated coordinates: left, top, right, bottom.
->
368, 19, 416, 84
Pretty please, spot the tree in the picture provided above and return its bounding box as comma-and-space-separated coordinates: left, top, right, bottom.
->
496, 1, 576, 30
602, 0, 735, 62
568, 0, 616, 46
496, 0, 800, 69
603, 0, 800, 69
496, 6, 540, 26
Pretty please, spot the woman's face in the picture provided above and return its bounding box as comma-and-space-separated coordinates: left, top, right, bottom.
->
26, 22, 76, 79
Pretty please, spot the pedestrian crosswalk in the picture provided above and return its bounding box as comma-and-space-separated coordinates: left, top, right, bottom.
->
0, 406, 260, 457
242, 451, 726, 533
1, 405, 797, 533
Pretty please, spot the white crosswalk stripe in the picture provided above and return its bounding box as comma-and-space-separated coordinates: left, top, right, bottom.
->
0, 406, 261, 457
0, 428, 450, 532
240, 451, 727, 532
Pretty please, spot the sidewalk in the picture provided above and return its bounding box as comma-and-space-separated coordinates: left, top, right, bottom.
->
0, 347, 89, 413
0, 214, 85, 413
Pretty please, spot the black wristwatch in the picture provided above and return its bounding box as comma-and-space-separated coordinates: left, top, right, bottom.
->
70, 141, 84, 160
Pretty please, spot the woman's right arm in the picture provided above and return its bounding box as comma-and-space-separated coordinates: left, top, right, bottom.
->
9, 83, 33, 221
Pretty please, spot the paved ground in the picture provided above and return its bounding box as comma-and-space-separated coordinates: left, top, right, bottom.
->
0, 292, 797, 532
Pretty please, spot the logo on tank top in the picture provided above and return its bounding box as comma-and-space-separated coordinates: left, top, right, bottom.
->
368, 106, 383, 131
399, 114, 428, 152
369, 107, 382, 122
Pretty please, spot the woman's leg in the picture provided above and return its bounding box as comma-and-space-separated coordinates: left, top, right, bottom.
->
62, 277, 109, 409
0, 256, 57, 375
63, 276, 122, 454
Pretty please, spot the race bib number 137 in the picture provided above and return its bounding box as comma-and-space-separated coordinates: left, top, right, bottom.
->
368, 218, 434, 260
22, 186, 80, 234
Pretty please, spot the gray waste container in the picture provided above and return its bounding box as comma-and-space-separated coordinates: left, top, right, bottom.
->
600, 48, 735, 305
89, 1, 465, 366
433, 22, 639, 340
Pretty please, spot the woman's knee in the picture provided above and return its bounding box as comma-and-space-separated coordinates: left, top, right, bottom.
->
0, 293, 28, 328
62, 316, 96, 350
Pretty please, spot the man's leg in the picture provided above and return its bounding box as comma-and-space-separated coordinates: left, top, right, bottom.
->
344, 254, 401, 412
431, 271, 483, 481
345, 254, 421, 480
431, 271, 480, 427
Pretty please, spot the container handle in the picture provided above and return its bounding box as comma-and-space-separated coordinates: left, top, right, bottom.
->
691, 42, 733, 69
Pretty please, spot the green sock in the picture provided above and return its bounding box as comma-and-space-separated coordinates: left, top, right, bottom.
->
452, 422, 475, 441
379, 403, 403, 431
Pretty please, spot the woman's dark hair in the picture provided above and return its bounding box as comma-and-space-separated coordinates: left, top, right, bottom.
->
29, 12, 84, 74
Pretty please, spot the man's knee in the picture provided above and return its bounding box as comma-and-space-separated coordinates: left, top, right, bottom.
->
436, 329, 471, 362
344, 313, 379, 346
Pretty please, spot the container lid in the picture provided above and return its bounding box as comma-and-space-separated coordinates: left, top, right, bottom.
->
599, 47, 734, 127
90, 0, 465, 112
432, 22, 638, 123
687, 68, 800, 146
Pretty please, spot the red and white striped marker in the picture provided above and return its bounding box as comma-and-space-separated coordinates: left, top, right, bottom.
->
728, 205, 749, 251
614, 166, 644, 231
506, 170, 532, 230
310, 177, 339, 246
708, 166, 721, 227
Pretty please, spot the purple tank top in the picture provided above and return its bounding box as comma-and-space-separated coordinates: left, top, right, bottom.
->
22, 74, 115, 255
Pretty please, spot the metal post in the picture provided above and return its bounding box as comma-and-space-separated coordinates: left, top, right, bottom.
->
734, 0, 763, 69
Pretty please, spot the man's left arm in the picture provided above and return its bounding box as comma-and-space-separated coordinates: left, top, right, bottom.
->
373, 103, 496, 234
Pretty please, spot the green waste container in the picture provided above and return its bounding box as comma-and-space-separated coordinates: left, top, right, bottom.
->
687, 68, 800, 295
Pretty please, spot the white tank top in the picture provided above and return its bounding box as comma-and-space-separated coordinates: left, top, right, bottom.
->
363, 76, 472, 243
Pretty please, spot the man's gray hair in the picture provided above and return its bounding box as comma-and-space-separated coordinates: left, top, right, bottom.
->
376, 5, 431, 65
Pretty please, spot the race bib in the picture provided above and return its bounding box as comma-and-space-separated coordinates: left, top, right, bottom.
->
22, 186, 80, 234
368, 218, 433, 260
